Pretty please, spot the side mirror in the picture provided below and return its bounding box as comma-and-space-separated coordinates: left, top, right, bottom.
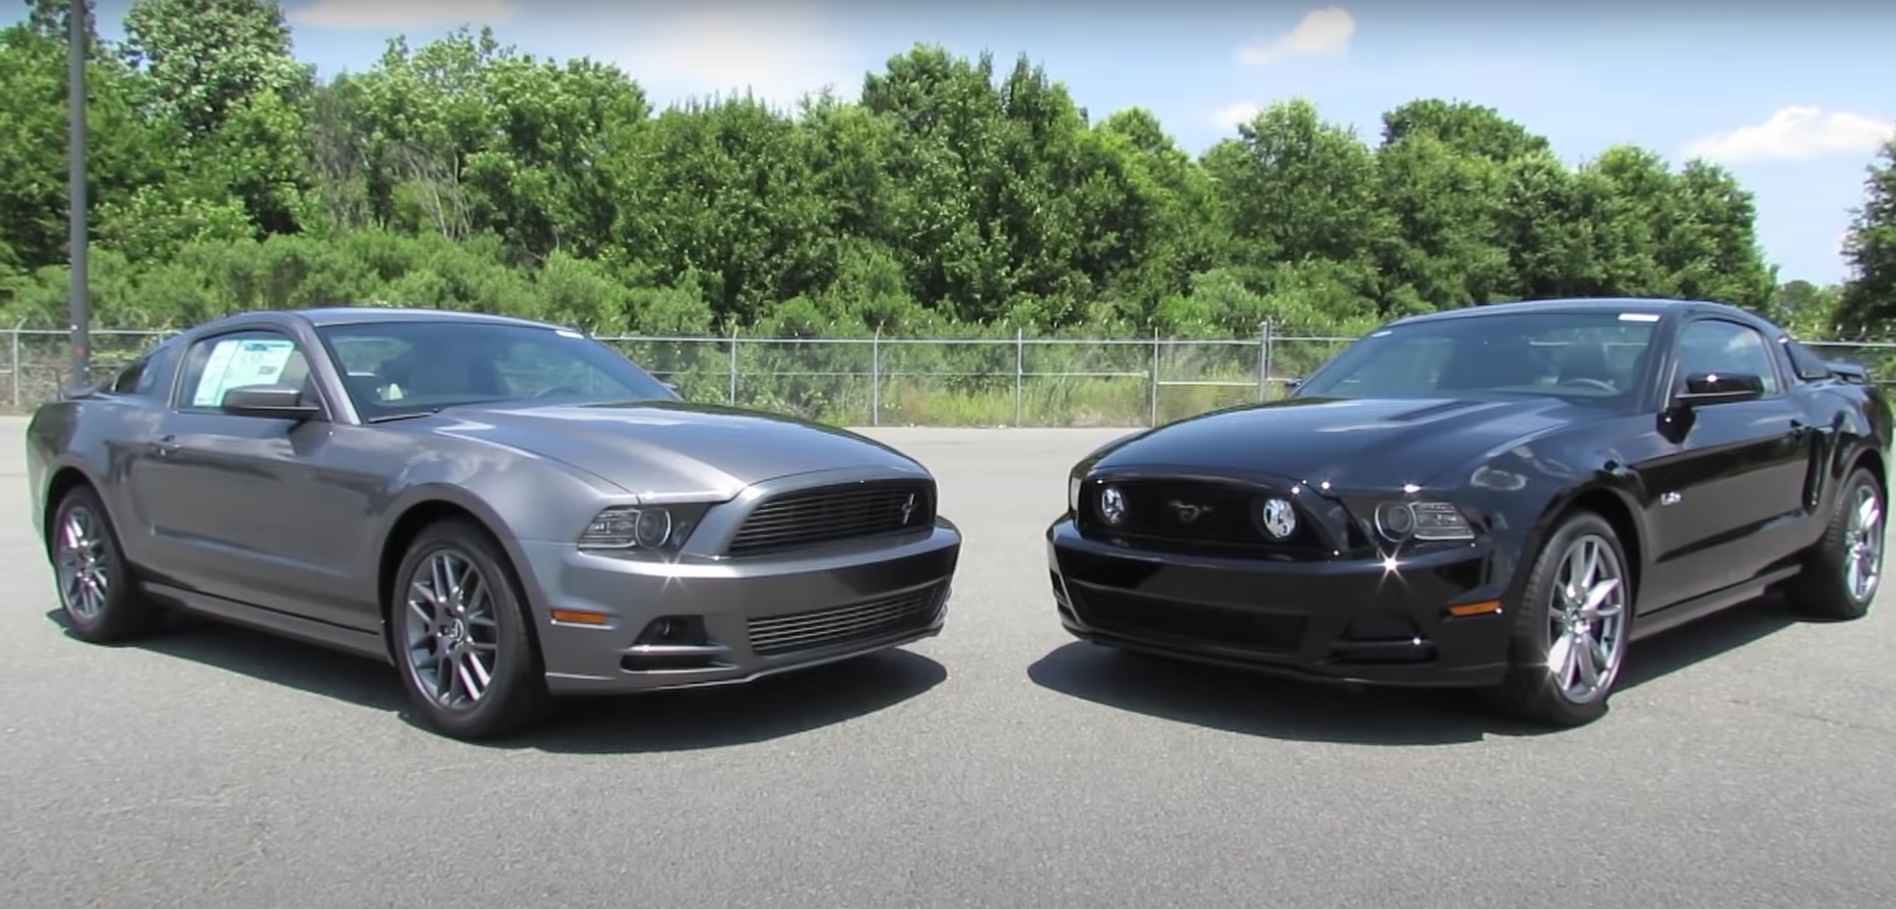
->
1674, 372, 1765, 408
220, 384, 321, 420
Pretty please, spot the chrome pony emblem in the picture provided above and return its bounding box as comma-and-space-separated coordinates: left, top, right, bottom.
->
899, 493, 918, 524
1167, 500, 1211, 524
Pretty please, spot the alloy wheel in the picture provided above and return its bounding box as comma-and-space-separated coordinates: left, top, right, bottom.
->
402, 549, 501, 711
1545, 532, 1628, 704
55, 504, 111, 623
1844, 483, 1883, 603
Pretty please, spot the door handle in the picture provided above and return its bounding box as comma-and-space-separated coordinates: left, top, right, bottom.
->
151, 434, 180, 457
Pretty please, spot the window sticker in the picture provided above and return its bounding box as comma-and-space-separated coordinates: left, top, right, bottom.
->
191, 338, 297, 407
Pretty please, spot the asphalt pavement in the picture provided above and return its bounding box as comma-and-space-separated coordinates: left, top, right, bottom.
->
3, 418, 1893, 909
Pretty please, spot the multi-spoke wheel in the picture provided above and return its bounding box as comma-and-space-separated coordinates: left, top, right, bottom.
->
389, 518, 548, 740
1788, 465, 1884, 621
48, 484, 159, 643
1486, 509, 1633, 728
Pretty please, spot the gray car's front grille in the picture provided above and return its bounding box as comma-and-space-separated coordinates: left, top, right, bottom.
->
725, 480, 934, 557
746, 583, 947, 657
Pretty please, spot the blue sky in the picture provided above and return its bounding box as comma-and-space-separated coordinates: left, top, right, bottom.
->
61, 0, 1896, 286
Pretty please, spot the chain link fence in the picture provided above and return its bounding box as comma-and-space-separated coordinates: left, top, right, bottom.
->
6, 325, 1895, 427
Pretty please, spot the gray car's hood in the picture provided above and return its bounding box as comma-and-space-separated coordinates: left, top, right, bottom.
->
421, 400, 925, 498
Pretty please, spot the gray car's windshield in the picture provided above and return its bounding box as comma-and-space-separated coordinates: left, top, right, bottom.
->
1293, 309, 1660, 406
315, 320, 678, 419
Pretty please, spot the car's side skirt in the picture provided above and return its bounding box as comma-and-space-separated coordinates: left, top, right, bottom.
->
1628, 564, 1801, 644
142, 581, 391, 664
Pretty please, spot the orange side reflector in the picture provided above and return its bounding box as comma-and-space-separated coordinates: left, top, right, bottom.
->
1447, 599, 1503, 617
550, 609, 611, 625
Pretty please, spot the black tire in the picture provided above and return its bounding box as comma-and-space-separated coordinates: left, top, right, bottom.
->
1483, 510, 1634, 728
48, 484, 161, 643
1785, 465, 1884, 621
388, 517, 549, 741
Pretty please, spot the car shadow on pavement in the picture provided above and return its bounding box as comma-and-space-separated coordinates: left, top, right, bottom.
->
45, 608, 948, 753
1026, 593, 1800, 745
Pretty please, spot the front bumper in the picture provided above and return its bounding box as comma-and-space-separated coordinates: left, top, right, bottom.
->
1046, 516, 1512, 687
522, 519, 961, 694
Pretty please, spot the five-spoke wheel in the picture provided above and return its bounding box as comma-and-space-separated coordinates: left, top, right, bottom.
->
1543, 532, 1629, 706
1788, 465, 1885, 621
1487, 509, 1633, 727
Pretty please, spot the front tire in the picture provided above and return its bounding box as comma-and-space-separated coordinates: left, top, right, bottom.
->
389, 518, 549, 741
1786, 465, 1883, 621
1485, 511, 1633, 728
49, 484, 161, 643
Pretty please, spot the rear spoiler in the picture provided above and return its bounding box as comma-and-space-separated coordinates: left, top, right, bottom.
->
1825, 360, 1871, 384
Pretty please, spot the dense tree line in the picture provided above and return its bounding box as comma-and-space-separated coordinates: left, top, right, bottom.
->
0, 0, 1887, 345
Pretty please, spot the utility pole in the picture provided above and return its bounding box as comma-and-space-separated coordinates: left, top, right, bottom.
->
67, 0, 91, 390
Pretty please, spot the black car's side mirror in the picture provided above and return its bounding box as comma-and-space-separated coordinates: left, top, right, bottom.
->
220, 384, 322, 421
1674, 372, 1765, 408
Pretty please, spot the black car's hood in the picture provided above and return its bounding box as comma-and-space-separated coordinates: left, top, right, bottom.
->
1086, 395, 1597, 492
416, 400, 926, 498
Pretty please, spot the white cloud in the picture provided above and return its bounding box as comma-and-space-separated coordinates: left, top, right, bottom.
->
286, 0, 519, 30
1237, 6, 1356, 67
1684, 105, 1896, 163
1213, 101, 1260, 129
608, 3, 869, 111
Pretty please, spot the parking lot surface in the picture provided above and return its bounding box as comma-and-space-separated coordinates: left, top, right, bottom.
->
3, 418, 1893, 909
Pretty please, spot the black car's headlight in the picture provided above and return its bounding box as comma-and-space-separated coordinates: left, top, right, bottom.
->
1371, 500, 1476, 543
577, 503, 710, 552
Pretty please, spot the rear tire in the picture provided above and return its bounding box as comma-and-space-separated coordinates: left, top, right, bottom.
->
1786, 465, 1883, 621
1483, 510, 1632, 728
389, 518, 549, 741
49, 485, 161, 643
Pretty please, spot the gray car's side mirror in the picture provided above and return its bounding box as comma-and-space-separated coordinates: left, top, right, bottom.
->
220, 384, 322, 421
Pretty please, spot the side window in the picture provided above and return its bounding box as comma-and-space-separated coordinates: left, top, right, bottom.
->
174, 329, 316, 413
1673, 319, 1780, 396
1780, 337, 1834, 382
108, 357, 147, 395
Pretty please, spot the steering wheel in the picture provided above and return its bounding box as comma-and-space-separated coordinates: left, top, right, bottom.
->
534, 386, 586, 398
1558, 377, 1617, 392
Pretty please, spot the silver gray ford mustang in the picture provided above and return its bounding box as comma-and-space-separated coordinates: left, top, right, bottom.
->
25, 307, 962, 740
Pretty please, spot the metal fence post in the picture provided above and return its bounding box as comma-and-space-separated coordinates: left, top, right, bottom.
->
871, 327, 881, 427
1149, 328, 1160, 427
727, 326, 738, 406
1014, 327, 1024, 427
10, 327, 19, 409
1258, 320, 1272, 401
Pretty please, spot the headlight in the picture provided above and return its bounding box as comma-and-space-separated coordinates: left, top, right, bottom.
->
578, 504, 708, 552
1069, 475, 1083, 513
1372, 500, 1475, 543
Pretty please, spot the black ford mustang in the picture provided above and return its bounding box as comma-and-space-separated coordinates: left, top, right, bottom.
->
1046, 298, 1890, 726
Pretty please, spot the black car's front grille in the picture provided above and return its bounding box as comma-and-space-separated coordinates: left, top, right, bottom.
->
726, 480, 935, 557
746, 583, 947, 656
1075, 477, 1325, 551
1069, 585, 1306, 653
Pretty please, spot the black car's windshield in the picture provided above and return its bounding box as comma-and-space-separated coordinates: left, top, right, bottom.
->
1293, 309, 1660, 406
315, 320, 678, 419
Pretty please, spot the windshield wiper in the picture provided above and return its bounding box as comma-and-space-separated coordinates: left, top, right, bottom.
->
365, 408, 443, 423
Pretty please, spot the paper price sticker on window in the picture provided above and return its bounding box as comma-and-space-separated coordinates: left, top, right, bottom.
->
191, 338, 298, 407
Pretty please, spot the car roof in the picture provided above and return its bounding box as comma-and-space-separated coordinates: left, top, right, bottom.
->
191, 306, 569, 333
1385, 297, 1766, 329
